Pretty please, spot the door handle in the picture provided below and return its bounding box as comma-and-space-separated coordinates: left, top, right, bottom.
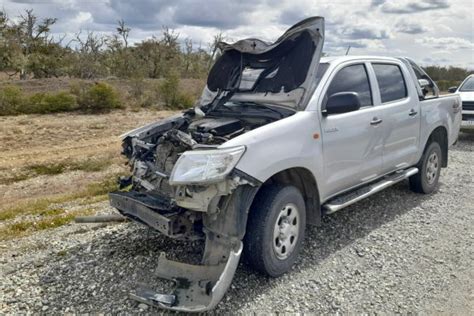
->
409, 109, 418, 116
370, 117, 383, 125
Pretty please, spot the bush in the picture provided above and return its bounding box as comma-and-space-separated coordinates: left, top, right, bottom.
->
0, 86, 25, 115
435, 80, 461, 92
25, 92, 77, 114
159, 71, 180, 107
159, 71, 196, 109
71, 82, 122, 112
176, 92, 195, 108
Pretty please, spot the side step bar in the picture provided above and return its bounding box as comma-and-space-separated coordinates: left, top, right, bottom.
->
323, 167, 418, 214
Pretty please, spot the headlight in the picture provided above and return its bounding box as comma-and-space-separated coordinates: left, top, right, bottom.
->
169, 146, 245, 185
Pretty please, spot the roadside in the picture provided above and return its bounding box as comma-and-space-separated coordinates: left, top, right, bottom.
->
0, 109, 176, 239
0, 113, 472, 313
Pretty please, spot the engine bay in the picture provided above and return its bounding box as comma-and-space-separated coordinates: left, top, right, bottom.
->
121, 105, 294, 199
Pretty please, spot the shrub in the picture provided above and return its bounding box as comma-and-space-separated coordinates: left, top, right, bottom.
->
159, 71, 180, 107
42, 92, 77, 113
435, 80, 461, 92
159, 71, 196, 109
25, 92, 77, 114
176, 92, 195, 108
72, 82, 122, 112
0, 85, 25, 115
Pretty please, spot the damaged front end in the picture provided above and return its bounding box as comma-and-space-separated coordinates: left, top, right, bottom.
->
109, 16, 324, 311
110, 112, 263, 311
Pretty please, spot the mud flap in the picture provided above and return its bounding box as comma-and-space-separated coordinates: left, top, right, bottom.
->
130, 241, 242, 312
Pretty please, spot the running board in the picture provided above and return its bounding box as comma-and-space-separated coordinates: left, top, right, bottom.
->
323, 167, 418, 214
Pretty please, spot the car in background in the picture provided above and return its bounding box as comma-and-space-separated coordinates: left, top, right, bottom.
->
449, 75, 474, 124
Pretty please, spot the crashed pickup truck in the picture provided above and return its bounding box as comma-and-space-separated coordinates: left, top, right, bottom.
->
108, 17, 461, 311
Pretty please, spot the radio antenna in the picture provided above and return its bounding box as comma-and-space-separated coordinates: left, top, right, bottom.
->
345, 46, 351, 55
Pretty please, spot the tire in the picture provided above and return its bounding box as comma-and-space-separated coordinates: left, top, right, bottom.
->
409, 141, 442, 194
244, 185, 306, 277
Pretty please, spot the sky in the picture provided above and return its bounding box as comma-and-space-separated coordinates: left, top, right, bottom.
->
2, 0, 473, 69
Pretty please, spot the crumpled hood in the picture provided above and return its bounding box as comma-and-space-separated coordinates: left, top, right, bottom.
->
199, 17, 325, 110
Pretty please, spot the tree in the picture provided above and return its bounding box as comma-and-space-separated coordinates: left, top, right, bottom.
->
0, 9, 68, 79
69, 31, 108, 79
208, 32, 225, 70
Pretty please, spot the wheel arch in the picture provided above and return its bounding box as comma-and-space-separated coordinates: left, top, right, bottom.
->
252, 167, 322, 226
424, 126, 448, 168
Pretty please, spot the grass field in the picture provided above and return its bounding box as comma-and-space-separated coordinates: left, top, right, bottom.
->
0, 109, 177, 240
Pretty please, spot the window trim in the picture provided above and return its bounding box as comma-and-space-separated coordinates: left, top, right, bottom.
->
372, 62, 408, 104
321, 62, 374, 113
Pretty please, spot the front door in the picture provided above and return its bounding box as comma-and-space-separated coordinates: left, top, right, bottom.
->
320, 63, 384, 197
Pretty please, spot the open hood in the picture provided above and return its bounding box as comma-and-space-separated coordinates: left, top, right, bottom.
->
199, 17, 325, 110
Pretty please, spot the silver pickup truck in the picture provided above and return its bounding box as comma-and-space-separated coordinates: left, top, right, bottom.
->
108, 17, 462, 311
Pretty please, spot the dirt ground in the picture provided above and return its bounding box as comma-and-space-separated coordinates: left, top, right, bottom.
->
0, 110, 176, 209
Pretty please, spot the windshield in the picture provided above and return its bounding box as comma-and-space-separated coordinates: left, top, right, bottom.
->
460, 77, 474, 91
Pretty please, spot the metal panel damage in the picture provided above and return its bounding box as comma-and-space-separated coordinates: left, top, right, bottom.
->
110, 110, 264, 310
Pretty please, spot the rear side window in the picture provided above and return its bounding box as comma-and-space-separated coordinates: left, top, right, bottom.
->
326, 64, 372, 107
373, 64, 407, 103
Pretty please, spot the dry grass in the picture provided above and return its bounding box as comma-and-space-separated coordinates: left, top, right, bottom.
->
0, 208, 96, 240
0, 158, 117, 185
0, 109, 177, 208
0, 173, 124, 240
0, 173, 124, 221
0, 108, 177, 241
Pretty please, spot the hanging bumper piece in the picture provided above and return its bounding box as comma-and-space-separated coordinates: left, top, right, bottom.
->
129, 241, 242, 312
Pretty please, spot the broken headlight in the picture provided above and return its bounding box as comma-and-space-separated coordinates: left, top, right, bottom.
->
169, 146, 245, 185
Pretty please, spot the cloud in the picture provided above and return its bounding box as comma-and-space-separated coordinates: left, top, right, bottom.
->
279, 8, 309, 25
395, 20, 429, 34
416, 36, 474, 50
371, 0, 386, 7
104, 0, 256, 30
172, 0, 255, 29
341, 25, 390, 40
380, 0, 450, 14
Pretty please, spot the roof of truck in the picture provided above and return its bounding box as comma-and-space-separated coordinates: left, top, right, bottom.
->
320, 55, 403, 63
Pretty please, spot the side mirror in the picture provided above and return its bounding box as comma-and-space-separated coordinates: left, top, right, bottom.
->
323, 92, 361, 115
448, 86, 458, 93
418, 79, 430, 88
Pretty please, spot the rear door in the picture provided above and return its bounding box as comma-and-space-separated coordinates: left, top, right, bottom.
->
371, 62, 420, 173
320, 62, 384, 197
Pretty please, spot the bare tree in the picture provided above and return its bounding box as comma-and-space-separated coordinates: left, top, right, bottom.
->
183, 38, 193, 76
116, 19, 130, 48
208, 32, 224, 70
72, 30, 107, 78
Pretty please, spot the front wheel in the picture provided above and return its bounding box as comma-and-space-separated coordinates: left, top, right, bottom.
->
410, 142, 442, 194
244, 185, 306, 277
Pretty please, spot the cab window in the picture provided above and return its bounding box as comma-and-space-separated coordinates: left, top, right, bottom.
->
373, 63, 407, 103
326, 64, 373, 107
408, 60, 437, 98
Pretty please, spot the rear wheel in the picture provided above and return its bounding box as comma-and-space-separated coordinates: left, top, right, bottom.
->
409, 142, 442, 194
244, 185, 306, 277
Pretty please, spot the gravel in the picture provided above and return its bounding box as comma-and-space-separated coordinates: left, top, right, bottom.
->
1, 129, 473, 314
